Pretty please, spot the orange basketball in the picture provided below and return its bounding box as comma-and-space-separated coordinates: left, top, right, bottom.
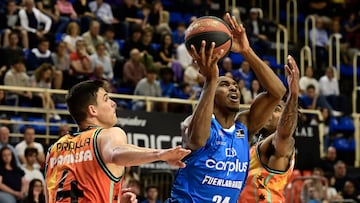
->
185, 16, 232, 60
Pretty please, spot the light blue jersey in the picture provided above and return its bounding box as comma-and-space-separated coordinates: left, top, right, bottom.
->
167, 117, 250, 203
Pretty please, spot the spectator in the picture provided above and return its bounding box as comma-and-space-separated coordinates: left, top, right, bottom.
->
219, 57, 233, 76
332, 160, 360, 192
19, 0, 52, 49
22, 148, 45, 186
148, 0, 171, 37
4, 57, 43, 108
309, 16, 329, 74
0, 0, 29, 49
15, 126, 45, 169
232, 60, 254, 90
238, 79, 251, 104
53, 0, 78, 34
88, 0, 119, 26
69, 39, 92, 85
0, 146, 27, 203
299, 66, 319, 95
23, 179, 45, 203
141, 185, 162, 203
72, 0, 96, 33
157, 33, 183, 82
26, 37, 53, 73
127, 179, 145, 202
343, 12, 360, 60
132, 69, 162, 111
301, 167, 327, 203
122, 166, 140, 188
122, 48, 147, 89
62, 22, 83, 53
0, 126, 21, 166
341, 180, 360, 202
158, 67, 175, 112
243, 8, 273, 55
82, 20, 104, 55
90, 43, 114, 81
0, 31, 25, 74
121, 25, 143, 59
114, 0, 143, 39
172, 22, 187, 48
30, 63, 61, 120
183, 60, 204, 89
249, 79, 263, 103
139, 28, 161, 71
51, 41, 72, 90
176, 42, 192, 69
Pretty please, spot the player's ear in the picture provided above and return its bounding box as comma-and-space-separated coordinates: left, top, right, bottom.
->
88, 105, 97, 115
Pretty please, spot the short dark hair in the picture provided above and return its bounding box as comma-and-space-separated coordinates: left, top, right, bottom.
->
66, 80, 106, 124
145, 185, 158, 192
25, 147, 38, 157
306, 84, 316, 90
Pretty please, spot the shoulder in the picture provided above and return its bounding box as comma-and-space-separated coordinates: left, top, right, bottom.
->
97, 127, 126, 142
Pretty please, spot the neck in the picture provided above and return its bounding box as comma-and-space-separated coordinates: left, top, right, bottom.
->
5, 164, 12, 170
25, 163, 34, 170
213, 109, 236, 129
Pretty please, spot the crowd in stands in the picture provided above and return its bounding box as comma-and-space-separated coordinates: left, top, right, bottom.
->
0, 0, 359, 202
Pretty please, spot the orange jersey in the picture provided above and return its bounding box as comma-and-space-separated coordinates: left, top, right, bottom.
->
238, 144, 295, 203
45, 127, 122, 203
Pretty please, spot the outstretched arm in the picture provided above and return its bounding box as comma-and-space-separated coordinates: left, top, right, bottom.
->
259, 55, 299, 171
99, 127, 191, 168
185, 41, 224, 150
226, 13, 286, 137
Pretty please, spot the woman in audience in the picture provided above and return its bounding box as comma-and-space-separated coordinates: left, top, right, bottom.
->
62, 22, 83, 53
23, 179, 45, 203
0, 146, 27, 203
249, 79, 263, 103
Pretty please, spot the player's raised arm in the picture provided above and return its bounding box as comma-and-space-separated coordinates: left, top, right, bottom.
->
226, 13, 286, 137
184, 41, 224, 150
98, 127, 190, 168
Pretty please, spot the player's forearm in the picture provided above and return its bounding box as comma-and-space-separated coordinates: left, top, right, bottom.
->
242, 49, 286, 99
110, 144, 163, 166
277, 92, 298, 138
187, 80, 217, 149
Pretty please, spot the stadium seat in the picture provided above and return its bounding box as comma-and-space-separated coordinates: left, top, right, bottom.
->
333, 137, 355, 152
169, 12, 184, 25
229, 52, 244, 66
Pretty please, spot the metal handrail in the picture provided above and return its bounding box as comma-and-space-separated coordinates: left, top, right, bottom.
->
300, 46, 312, 77
304, 15, 317, 66
286, 0, 298, 44
328, 33, 342, 79
352, 52, 360, 114
269, 0, 280, 23
276, 24, 288, 65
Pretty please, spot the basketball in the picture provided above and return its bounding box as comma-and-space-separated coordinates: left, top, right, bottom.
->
185, 16, 232, 59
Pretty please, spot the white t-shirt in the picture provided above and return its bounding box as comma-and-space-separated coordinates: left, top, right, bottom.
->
299, 76, 319, 94
22, 165, 45, 184
15, 141, 44, 157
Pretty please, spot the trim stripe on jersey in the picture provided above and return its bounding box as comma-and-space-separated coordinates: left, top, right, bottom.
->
256, 143, 287, 175
264, 174, 274, 203
109, 181, 114, 203
93, 128, 122, 182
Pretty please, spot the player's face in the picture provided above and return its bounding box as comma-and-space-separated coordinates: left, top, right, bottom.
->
263, 101, 285, 133
95, 88, 117, 127
215, 76, 240, 112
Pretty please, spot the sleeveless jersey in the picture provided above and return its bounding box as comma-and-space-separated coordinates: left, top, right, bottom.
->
45, 127, 122, 203
168, 117, 249, 203
238, 143, 295, 203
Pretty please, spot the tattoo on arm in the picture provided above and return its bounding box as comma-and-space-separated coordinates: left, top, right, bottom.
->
277, 95, 298, 138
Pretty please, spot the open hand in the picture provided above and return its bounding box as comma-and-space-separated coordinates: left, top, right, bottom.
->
225, 13, 250, 54
285, 55, 299, 95
159, 146, 191, 168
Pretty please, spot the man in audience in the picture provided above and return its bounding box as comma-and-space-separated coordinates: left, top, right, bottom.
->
82, 20, 105, 55
318, 146, 338, 176
15, 126, 45, 169
123, 48, 147, 90
332, 160, 360, 192
0, 126, 21, 166
22, 147, 45, 185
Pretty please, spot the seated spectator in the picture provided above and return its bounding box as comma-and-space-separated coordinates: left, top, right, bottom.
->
123, 48, 147, 90
0, 126, 21, 167
183, 60, 204, 89
132, 69, 162, 111
23, 179, 45, 203
157, 33, 183, 82
89, 0, 119, 29
0, 146, 27, 203
114, 0, 144, 39
72, 0, 96, 33
238, 79, 251, 104
0, 0, 29, 49
176, 42, 192, 69
158, 67, 175, 112
172, 22, 187, 49
69, 39, 92, 85
15, 126, 45, 169
232, 60, 254, 90
26, 37, 53, 73
4, 57, 43, 108
299, 66, 319, 95
341, 180, 360, 202
243, 8, 273, 55
90, 43, 113, 81
219, 57, 233, 76
141, 185, 162, 203
19, 0, 52, 49
30, 63, 61, 120
318, 146, 338, 176
126, 179, 145, 202
54, 0, 79, 33
147, 0, 171, 37
172, 82, 198, 113
121, 25, 143, 60
0, 31, 25, 76
51, 41, 70, 89
139, 28, 161, 71
62, 22, 83, 53
249, 79, 263, 103
22, 148, 45, 186
332, 160, 360, 192
82, 20, 104, 55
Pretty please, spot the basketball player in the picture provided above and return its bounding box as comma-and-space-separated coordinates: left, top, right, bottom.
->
238, 55, 299, 202
166, 13, 286, 202
45, 80, 191, 203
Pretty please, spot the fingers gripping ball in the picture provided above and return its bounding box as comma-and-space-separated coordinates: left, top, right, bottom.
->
185, 16, 232, 60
